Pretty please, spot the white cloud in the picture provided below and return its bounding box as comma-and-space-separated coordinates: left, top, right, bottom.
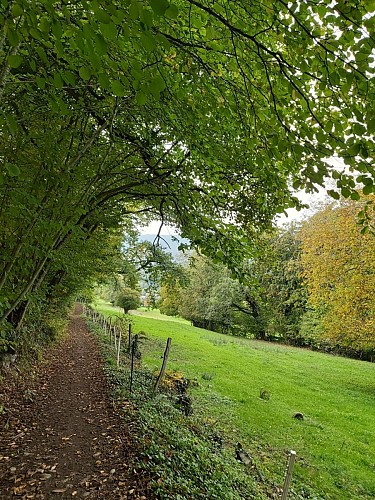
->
138, 220, 178, 235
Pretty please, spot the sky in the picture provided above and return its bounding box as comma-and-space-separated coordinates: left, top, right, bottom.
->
139, 191, 327, 235
139, 220, 178, 235
138, 157, 343, 235
140, 196, 324, 236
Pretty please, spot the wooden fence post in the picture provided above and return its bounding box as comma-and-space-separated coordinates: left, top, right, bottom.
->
154, 338, 172, 393
128, 323, 132, 351
116, 330, 122, 367
129, 334, 139, 393
281, 450, 296, 500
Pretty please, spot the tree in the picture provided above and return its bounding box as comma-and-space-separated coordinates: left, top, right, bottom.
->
247, 225, 307, 343
1, 2, 375, 343
158, 285, 181, 317
115, 288, 140, 314
165, 254, 247, 334
300, 197, 375, 354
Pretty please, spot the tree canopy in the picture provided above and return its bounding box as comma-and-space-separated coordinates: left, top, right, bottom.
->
162, 254, 245, 332
1, 1, 375, 335
300, 196, 375, 352
115, 287, 140, 314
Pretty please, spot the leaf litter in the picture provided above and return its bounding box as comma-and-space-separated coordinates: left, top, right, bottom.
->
0, 304, 151, 499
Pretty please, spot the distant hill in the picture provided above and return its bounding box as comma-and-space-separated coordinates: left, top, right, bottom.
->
139, 234, 189, 258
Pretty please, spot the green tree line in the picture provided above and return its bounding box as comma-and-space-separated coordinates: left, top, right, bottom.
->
159, 197, 375, 360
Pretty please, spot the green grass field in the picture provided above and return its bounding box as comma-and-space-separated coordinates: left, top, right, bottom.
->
93, 300, 375, 499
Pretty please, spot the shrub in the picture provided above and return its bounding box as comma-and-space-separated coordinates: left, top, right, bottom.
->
115, 288, 140, 314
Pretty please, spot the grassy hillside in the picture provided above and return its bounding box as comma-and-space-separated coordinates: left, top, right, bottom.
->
94, 301, 375, 499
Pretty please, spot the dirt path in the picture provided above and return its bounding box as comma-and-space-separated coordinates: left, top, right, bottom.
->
0, 306, 149, 499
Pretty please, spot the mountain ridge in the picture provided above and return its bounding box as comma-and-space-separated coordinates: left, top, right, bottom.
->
139, 234, 189, 258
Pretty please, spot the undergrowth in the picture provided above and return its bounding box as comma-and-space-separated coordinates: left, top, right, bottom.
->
86, 318, 270, 499
0, 305, 70, 382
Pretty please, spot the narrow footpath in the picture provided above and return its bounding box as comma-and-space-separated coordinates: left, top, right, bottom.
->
0, 305, 149, 499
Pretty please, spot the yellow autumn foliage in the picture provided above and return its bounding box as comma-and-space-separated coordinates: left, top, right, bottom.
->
300, 197, 375, 350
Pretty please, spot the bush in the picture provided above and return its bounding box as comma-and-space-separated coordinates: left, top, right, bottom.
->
115, 288, 140, 313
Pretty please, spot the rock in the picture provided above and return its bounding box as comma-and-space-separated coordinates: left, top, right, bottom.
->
259, 389, 270, 401
293, 412, 304, 420
235, 442, 253, 465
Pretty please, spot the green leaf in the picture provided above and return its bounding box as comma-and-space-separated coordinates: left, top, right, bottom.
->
121, 25, 130, 40
100, 22, 118, 40
362, 177, 372, 186
95, 34, 108, 55
136, 91, 147, 105
5, 163, 20, 177
62, 71, 76, 86
74, 31, 86, 52
53, 73, 64, 89
140, 8, 154, 27
8, 54, 22, 68
113, 8, 127, 24
36, 77, 46, 89
155, 33, 171, 48
361, 145, 369, 159
330, 72, 340, 86
83, 23, 95, 40
29, 27, 42, 40
363, 184, 373, 196
150, 0, 169, 16
52, 21, 62, 39
367, 118, 375, 134
79, 66, 92, 81
150, 75, 166, 94
327, 190, 340, 200
347, 143, 361, 156
216, 249, 224, 259
39, 17, 50, 33
87, 49, 101, 70
165, 4, 179, 19
129, 1, 140, 20
36, 47, 48, 64
341, 187, 351, 198
11, 4, 23, 17
7, 28, 20, 47
111, 80, 126, 96
48, 96, 68, 114
95, 9, 111, 24
355, 51, 368, 62
6, 115, 18, 135
353, 123, 366, 136
140, 32, 156, 51
98, 73, 111, 90
292, 179, 301, 190
351, 191, 360, 201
